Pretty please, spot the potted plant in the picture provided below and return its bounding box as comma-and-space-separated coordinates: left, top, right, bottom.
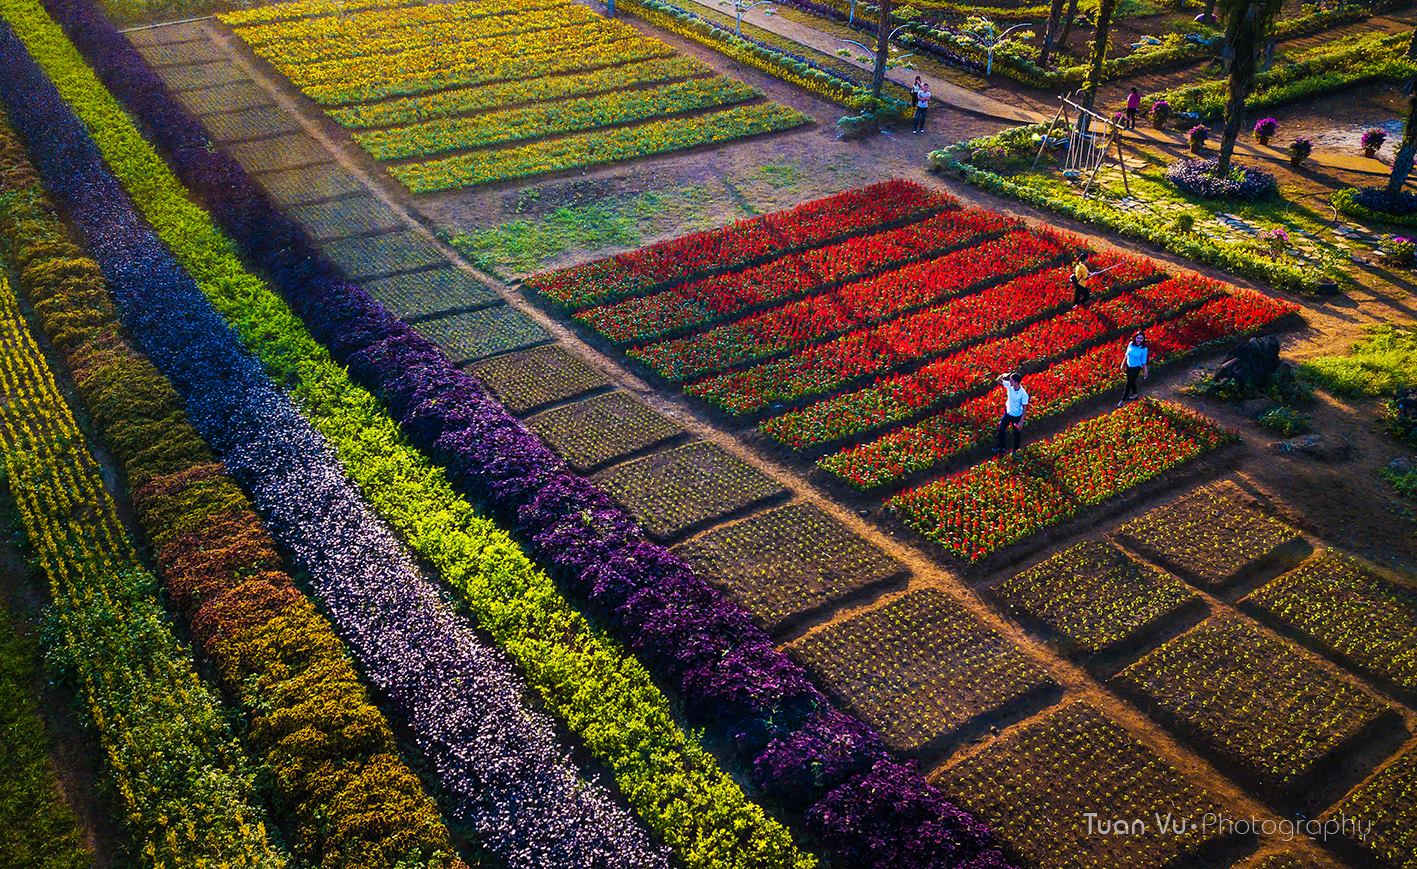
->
1253, 117, 1278, 146
1289, 136, 1312, 167
1362, 128, 1387, 158
1188, 124, 1209, 154
1150, 99, 1170, 129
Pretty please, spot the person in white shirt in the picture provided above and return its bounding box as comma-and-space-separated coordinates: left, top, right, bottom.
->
913, 83, 931, 134
995, 372, 1029, 454
1117, 332, 1149, 407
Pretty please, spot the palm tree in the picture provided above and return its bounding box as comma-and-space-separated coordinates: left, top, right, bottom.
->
1040, 0, 1067, 66
1080, 0, 1118, 116
1214, 0, 1283, 176
1386, 29, 1417, 197
871, 0, 892, 98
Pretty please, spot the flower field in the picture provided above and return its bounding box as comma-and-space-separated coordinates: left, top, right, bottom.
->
531, 181, 1296, 557
220, 0, 809, 190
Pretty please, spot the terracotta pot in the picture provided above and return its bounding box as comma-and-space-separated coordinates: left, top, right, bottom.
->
1257, 134, 1270, 146
1189, 142, 1203, 154
1365, 146, 1378, 158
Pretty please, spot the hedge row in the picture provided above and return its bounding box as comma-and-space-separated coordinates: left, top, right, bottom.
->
45, 0, 1010, 866
0, 253, 282, 865
14, 2, 817, 866
0, 116, 462, 869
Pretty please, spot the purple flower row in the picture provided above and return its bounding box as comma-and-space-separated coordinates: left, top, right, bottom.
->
43, 0, 1011, 864
0, 26, 667, 869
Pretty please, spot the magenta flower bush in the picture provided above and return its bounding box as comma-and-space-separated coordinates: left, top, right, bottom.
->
1362, 128, 1387, 151
0, 27, 670, 869
37, 0, 1012, 864
1253, 117, 1277, 139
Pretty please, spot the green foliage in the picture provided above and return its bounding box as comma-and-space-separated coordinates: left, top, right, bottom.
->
1382, 464, 1417, 500
1332, 186, 1417, 228
1299, 326, 1417, 398
0, 597, 92, 869
1257, 405, 1310, 435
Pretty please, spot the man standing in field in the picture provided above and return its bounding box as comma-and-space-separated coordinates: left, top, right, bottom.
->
995, 372, 1029, 455
913, 83, 931, 134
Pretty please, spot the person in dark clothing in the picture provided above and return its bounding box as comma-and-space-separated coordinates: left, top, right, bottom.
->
1070, 254, 1092, 306
1117, 332, 1149, 406
994, 372, 1029, 454
913, 83, 931, 133
1125, 87, 1141, 129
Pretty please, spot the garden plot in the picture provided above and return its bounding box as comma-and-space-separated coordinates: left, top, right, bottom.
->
173, 79, 271, 116
290, 195, 403, 242
528, 180, 1294, 559
257, 163, 363, 206
1111, 615, 1394, 795
226, 132, 330, 172
470, 344, 612, 414
161, 60, 249, 93
674, 502, 906, 633
412, 307, 550, 364
362, 267, 501, 322
321, 230, 447, 280
1245, 550, 1417, 696
593, 441, 786, 540
1329, 745, 1417, 869
940, 702, 1228, 869
526, 391, 684, 472
1117, 481, 1309, 588
199, 104, 302, 144
220, 0, 808, 191
992, 540, 1200, 657
789, 588, 1056, 754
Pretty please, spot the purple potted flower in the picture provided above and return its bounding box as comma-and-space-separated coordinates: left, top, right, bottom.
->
1151, 99, 1170, 129
1362, 128, 1387, 158
1289, 136, 1313, 167
1253, 117, 1278, 146
1188, 124, 1209, 154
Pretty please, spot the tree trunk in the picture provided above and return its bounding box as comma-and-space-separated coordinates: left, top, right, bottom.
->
1387, 29, 1417, 196
1202, 0, 1217, 22
1080, 0, 1117, 115
1040, 0, 1067, 67
871, 0, 891, 98
1216, 10, 1260, 174
1059, 0, 1081, 46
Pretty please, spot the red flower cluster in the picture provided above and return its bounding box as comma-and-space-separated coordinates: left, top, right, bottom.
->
887, 399, 1237, 562
576, 207, 1009, 345
529, 179, 954, 308
820, 292, 1296, 488
688, 251, 1162, 413
632, 229, 1070, 381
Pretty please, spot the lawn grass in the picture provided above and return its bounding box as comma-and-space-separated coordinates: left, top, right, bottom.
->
1299, 325, 1417, 398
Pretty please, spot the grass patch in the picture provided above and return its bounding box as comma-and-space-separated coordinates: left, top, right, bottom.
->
1299, 325, 1417, 398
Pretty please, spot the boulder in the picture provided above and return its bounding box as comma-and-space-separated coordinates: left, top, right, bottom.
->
1272, 434, 1353, 462
1214, 335, 1281, 390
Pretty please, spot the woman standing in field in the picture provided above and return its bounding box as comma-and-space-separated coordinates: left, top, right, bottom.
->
1117, 332, 1149, 407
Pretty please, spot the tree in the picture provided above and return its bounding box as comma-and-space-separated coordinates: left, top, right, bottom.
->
1387, 29, 1417, 197
1040, 0, 1068, 66
1214, 0, 1283, 176
872, 0, 892, 97
1080, 0, 1118, 116
1058, 0, 1081, 47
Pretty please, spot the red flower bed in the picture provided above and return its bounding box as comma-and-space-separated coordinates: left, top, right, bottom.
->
819, 293, 1296, 488
631, 229, 1072, 381
687, 251, 1163, 414
761, 273, 1234, 450
887, 399, 1236, 562
528, 179, 955, 309
575, 208, 1009, 345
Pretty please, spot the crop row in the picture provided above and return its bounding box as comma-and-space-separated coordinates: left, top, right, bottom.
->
60, 0, 1011, 862
0, 271, 282, 864
577, 206, 1012, 345
791, 588, 1055, 753
889, 400, 1236, 562
943, 702, 1226, 869
227, 0, 581, 63
1112, 615, 1391, 793
816, 292, 1296, 488
328, 55, 711, 129
767, 272, 1231, 454
631, 229, 1071, 381
527, 178, 955, 307
390, 102, 807, 191
687, 252, 1159, 414
992, 541, 1198, 656
218, 0, 421, 26
0, 118, 459, 868
354, 75, 761, 160
0, 22, 680, 868
10, 6, 817, 867
1330, 745, 1417, 867
1245, 550, 1417, 695
1117, 482, 1307, 588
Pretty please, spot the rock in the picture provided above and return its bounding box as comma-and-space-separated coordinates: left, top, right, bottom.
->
1387, 456, 1415, 476
1273, 434, 1353, 462
1214, 335, 1281, 390
1239, 398, 1278, 418
1396, 387, 1417, 424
